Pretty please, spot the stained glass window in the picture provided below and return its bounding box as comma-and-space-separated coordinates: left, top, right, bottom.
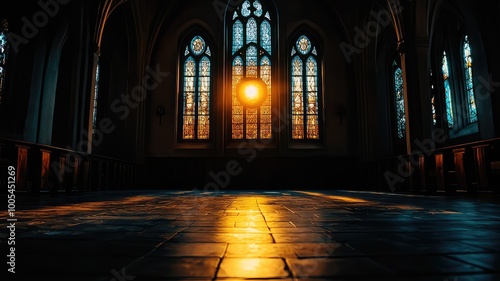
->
393, 60, 405, 139
180, 35, 211, 140
92, 58, 100, 133
0, 19, 9, 106
442, 51, 454, 129
291, 35, 320, 140
231, 0, 272, 140
232, 21, 243, 55
463, 35, 477, 123
430, 70, 437, 126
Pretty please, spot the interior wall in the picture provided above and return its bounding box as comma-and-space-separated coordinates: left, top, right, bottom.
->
146, 0, 355, 158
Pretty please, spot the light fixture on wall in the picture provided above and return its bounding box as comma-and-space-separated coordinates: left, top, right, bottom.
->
236, 77, 267, 108
156, 105, 165, 125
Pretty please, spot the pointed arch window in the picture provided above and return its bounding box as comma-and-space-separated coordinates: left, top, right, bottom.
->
0, 19, 9, 105
442, 51, 454, 129
291, 35, 320, 140
230, 0, 273, 140
92, 58, 100, 133
463, 35, 477, 123
180, 35, 212, 140
392, 60, 405, 139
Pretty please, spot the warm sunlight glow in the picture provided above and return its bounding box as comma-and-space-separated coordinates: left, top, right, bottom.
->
244, 85, 259, 100
236, 77, 267, 108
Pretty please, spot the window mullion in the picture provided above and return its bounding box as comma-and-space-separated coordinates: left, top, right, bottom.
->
302, 55, 308, 140
194, 59, 200, 140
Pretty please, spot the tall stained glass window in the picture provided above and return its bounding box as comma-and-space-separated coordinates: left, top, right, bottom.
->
291, 35, 320, 140
92, 58, 100, 133
430, 70, 437, 126
231, 0, 272, 140
442, 51, 454, 129
0, 19, 9, 105
180, 35, 211, 140
393, 60, 405, 139
463, 35, 477, 123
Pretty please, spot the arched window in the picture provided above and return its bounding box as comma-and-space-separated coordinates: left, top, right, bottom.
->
92, 58, 100, 133
0, 19, 9, 105
463, 35, 477, 124
392, 60, 405, 139
291, 35, 320, 140
430, 70, 437, 126
230, 0, 273, 140
180, 35, 212, 140
442, 51, 454, 129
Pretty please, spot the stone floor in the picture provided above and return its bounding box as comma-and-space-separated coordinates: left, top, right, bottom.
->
2, 189, 500, 280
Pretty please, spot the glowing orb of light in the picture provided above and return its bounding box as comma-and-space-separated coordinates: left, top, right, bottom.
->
236, 77, 268, 108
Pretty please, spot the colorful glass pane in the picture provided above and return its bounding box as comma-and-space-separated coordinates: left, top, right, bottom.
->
394, 65, 406, 139
261, 20, 271, 54
442, 51, 454, 129
253, 0, 263, 16
232, 57, 244, 139
183, 57, 196, 139
181, 36, 212, 140
430, 70, 437, 126
246, 46, 258, 77
241, 0, 251, 17
231, 0, 272, 140
306, 57, 319, 139
463, 35, 477, 123
198, 57, 211, 139
0, 20, 8, 105
190, 36, 205, 55
291, 57, 303, 139
260, 56, 272, 139
291, 35, 320, 140
92, 59, 100, 133
297, 35, 311, 55
232, 20, 243, 55
246, 17, 257, 44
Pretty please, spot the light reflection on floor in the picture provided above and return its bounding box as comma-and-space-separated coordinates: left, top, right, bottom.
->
3, 190, 500, 280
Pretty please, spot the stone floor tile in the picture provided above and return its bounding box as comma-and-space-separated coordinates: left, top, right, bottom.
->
169, 232, 274, 243
286, 257, 391, 278
448, 253, 500, 271
11, 189, 500, 279
225, 243, 296, 258
126, 257, 220, 279
217, 258, 290, 278
150, 242, 227, 257
370, 255, 486, 275
292, 242, 363, 258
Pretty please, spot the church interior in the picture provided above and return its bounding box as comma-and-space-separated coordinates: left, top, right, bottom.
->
1, 0, 500, 279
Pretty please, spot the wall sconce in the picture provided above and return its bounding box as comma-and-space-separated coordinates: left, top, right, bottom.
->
156, 105, 165, 125
337, 105, 346, 126
235, 77, 267, 108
